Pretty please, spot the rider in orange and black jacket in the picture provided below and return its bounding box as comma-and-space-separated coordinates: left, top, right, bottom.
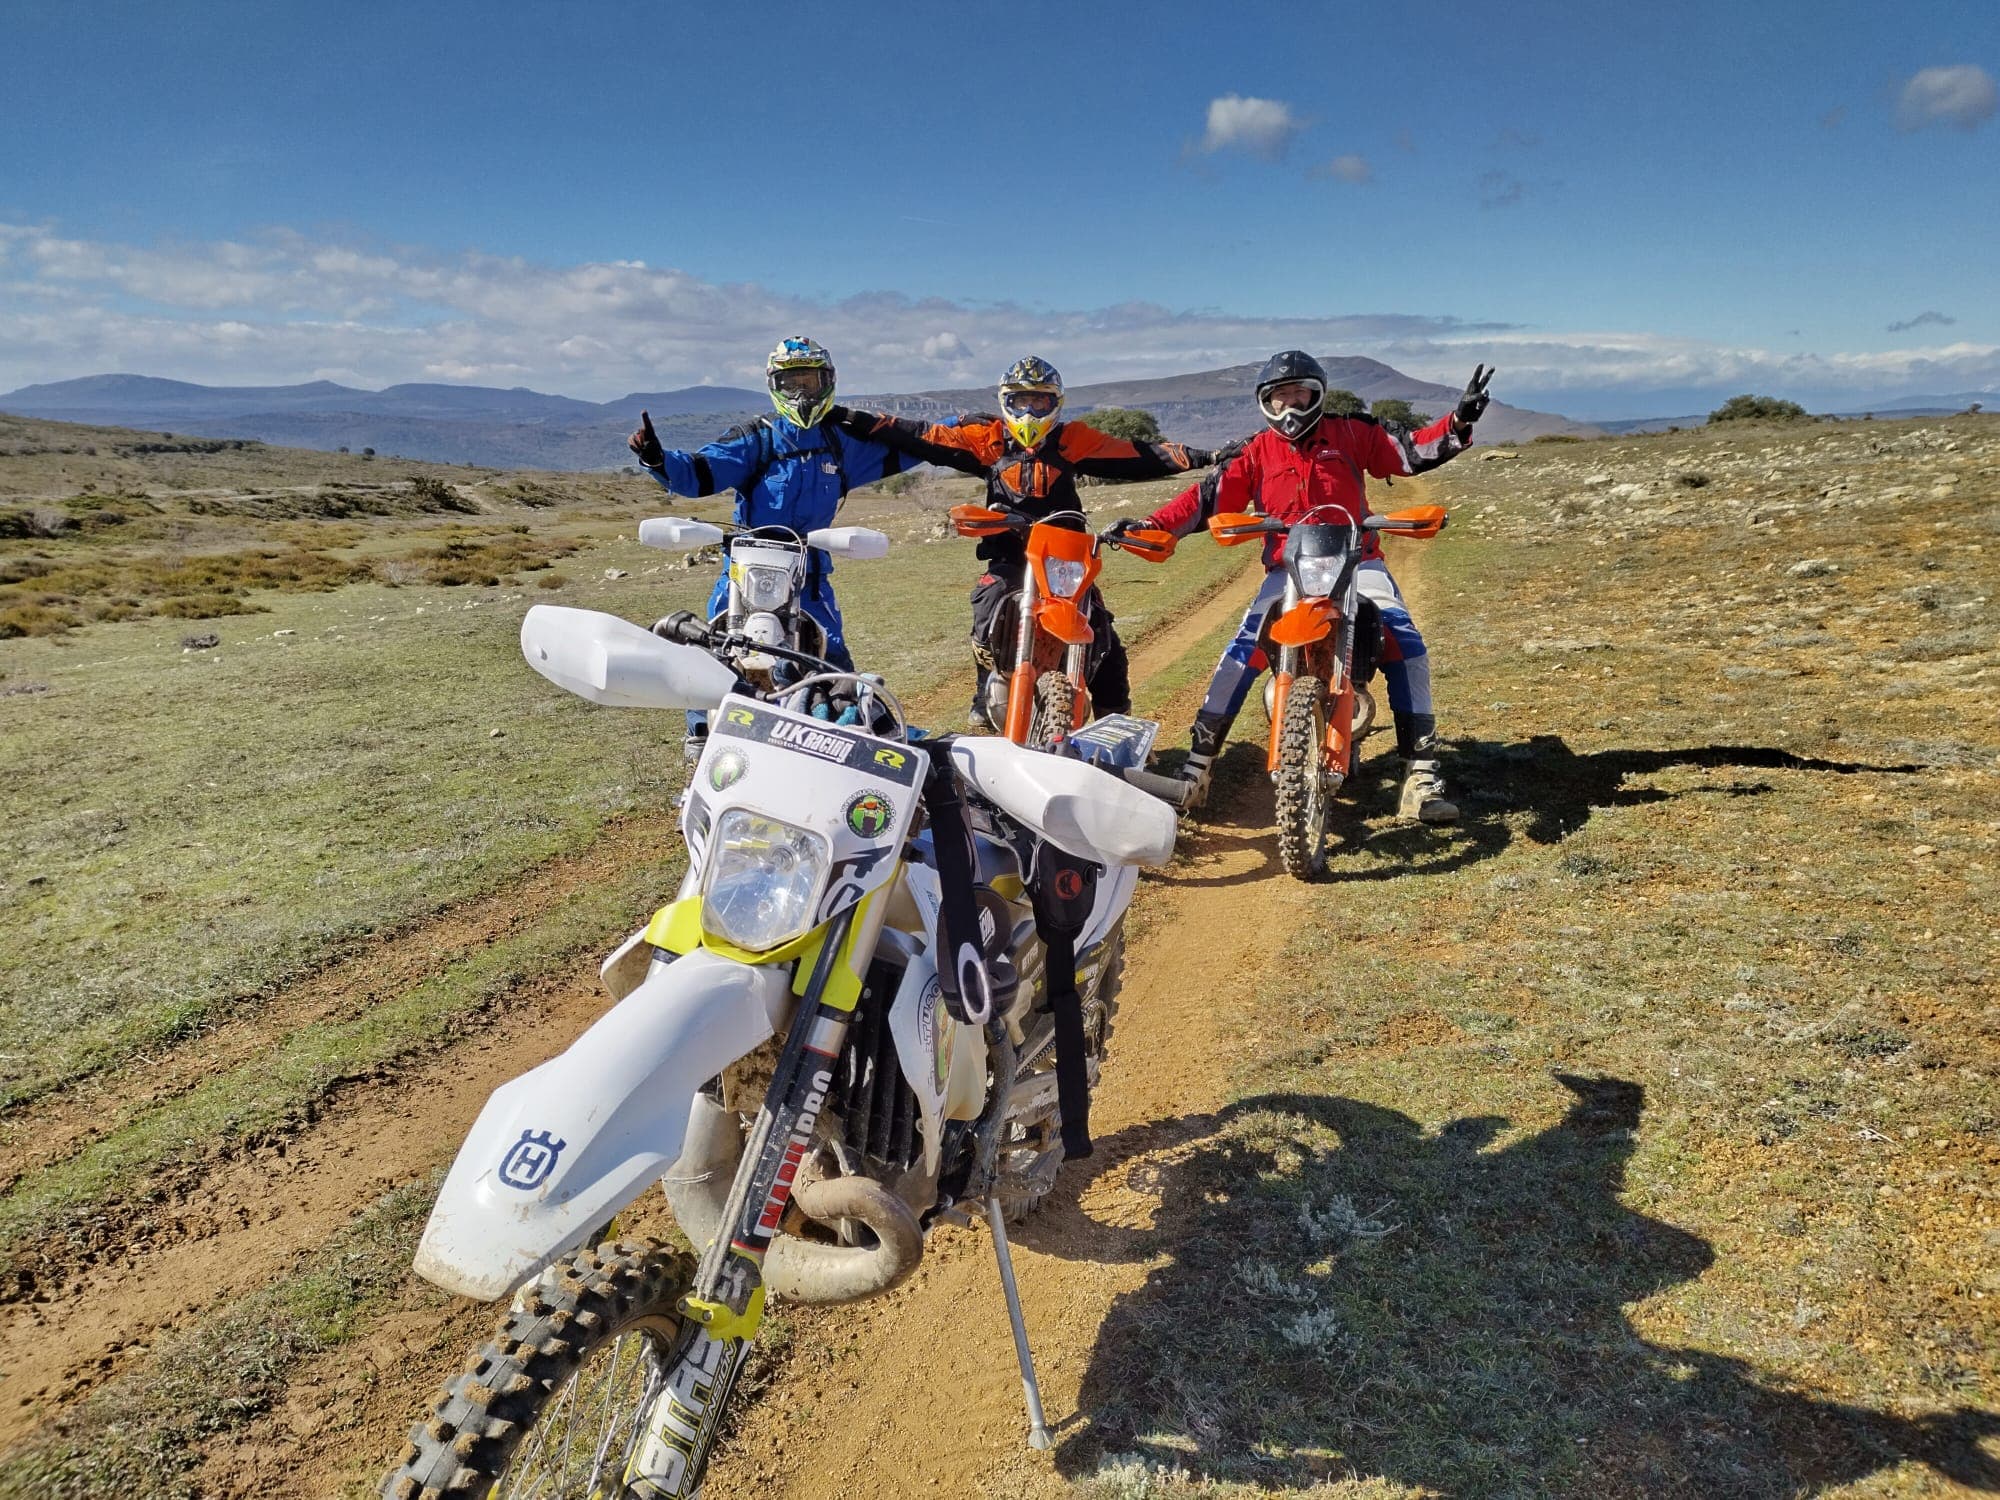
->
831, 356, 1216, 726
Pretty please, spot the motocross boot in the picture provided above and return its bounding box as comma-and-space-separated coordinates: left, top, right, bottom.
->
1176, 710, 1232, 812
1395, 712, 1459, 824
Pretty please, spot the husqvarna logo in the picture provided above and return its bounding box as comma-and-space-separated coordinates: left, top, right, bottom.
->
498, 1129, 568, 1190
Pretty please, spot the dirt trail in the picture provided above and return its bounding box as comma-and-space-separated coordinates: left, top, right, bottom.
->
0, 561, 1265, 1471
701, 511, 1443, 1498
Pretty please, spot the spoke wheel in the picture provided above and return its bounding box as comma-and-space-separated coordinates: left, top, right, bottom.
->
1274, 675, 1333, 881
384, 1241, 695, 1500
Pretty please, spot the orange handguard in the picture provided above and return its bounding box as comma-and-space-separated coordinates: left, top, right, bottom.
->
1207, 511, 1272, 546
1375, 504, 1448, 539
1107, 526, 1177, 563
951, 503, 1016, 538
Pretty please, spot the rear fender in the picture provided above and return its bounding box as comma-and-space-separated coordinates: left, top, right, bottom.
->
412, 947, 792, 1300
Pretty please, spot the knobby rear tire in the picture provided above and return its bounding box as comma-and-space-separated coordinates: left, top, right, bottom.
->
1274, 675, 1332, 881
383, 1240, 695, 1500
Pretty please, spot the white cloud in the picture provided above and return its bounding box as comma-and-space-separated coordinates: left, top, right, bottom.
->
921, 331, 973, 361
1896, 64, 1997, 131
1197, 95, 1303, 159
1, 221, 1995, 411
1311, 154, 1372, 185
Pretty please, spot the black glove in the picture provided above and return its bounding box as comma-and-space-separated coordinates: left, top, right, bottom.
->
1211, 435, 1249, 467
1454, 365, 1495, 435
627, 410, 665, 470
1104, 517, 1142, 539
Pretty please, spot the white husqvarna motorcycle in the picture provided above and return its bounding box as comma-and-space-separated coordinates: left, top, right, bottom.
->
383, 602, 1175, 1499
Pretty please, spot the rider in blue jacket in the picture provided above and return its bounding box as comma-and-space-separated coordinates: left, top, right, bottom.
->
627, 336, 933, 750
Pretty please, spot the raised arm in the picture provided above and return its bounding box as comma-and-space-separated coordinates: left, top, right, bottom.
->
1143, 440, 1259, 538
628, 412, 770, 498
828, 407, 1003, 477
1358, 411, 1469, 480
1060, 423, 1215, 481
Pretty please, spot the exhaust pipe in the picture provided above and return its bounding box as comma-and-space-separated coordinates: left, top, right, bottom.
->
664, 1096, 924, 1305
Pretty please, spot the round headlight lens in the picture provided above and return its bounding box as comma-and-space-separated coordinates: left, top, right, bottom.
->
700, 810, 830, 952
1043, 558, 1087, 599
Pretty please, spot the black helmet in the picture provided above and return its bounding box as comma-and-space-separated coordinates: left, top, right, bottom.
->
1254, 349, 1328, 441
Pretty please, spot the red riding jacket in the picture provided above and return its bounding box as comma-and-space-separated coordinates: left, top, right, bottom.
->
1146, 412, 1466, 567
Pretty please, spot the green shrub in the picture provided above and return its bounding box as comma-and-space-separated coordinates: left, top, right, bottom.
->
1324, 387, 1364, 417
1076, 407, 1163, 443
1708, 394, 1808, 424
1369, 398, 1430, 429
156, 593, 268, 619
0, 601, 82, 637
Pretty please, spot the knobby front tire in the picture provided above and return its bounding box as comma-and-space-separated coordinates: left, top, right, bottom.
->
1274, 675, 1332, 881
383, 1240, 696, 1500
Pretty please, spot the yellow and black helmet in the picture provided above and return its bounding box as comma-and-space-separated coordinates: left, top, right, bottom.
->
998, 355, 1064, 451
766, 336, 837, 428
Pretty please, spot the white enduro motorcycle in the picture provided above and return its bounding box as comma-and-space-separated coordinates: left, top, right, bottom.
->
382, 601, 1176, 1500
637, 514, 884, 705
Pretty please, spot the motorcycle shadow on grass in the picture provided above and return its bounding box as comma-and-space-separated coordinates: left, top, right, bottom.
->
1445, 735, 1927, 848
1046, 1077, 1998, 1496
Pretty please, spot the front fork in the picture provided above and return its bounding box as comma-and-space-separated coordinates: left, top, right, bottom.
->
1004, 570, 1042, 742
629, 910, 857, 1497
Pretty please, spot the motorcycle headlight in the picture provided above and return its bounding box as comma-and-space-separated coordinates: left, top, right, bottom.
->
741, 564, 795, 612
1293, 554, 1345, 598
1043, 558, 1087, 599
700, 810, 830, 952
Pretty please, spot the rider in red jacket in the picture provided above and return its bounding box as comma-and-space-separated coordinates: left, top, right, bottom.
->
1135, 351, 1493, 820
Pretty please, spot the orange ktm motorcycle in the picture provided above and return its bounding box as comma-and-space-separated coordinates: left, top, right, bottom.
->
1206, 502, 1447, 879
949, 505, 1177, 748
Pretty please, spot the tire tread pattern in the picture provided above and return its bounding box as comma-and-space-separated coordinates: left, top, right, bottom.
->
381, 1240, 694, 1500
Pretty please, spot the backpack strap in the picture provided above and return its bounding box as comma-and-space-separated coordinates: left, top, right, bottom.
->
1028, 839, 1100, 1159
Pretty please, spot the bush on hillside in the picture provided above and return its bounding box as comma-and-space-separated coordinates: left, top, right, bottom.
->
1325, 388, 1364, 417
1076, 407, 1164, 443
1708, 395, 1808, 424
1369, 399, 1431, 429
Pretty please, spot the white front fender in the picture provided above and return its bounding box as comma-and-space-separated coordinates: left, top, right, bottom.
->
413, 947, 791, 1300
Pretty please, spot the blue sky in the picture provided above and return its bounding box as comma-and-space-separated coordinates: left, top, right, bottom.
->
1, 0, 1995, 417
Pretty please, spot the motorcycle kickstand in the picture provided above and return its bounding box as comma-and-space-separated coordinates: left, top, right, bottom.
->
985, 1194, 1052, 1451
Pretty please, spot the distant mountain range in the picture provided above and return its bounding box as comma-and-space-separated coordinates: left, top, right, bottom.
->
0, 360, 1597, 470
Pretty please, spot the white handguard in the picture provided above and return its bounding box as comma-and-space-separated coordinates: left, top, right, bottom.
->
950, 737, 1177, 868
638, 516, 726, 551
413, 947, 792, 1300
805, 525, 890, 560
521, 605, 738, 710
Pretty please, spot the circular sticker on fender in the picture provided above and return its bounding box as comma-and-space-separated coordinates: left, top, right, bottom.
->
708, 749, 748, 792
844, 789, 894, 838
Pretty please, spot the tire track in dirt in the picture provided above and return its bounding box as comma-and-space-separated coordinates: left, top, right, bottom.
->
0, 562, 1265, 1468
0, 812, 679, 1191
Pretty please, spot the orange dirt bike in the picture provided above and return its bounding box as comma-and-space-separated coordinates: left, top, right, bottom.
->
1205, 501, 1448, 879
949, 504, 1184, 778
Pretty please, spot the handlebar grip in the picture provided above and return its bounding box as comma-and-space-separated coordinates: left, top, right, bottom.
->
1117, 765, 1192, 808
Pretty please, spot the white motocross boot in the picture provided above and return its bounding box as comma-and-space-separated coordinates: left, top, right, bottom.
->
1395, 713, 1459, 823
